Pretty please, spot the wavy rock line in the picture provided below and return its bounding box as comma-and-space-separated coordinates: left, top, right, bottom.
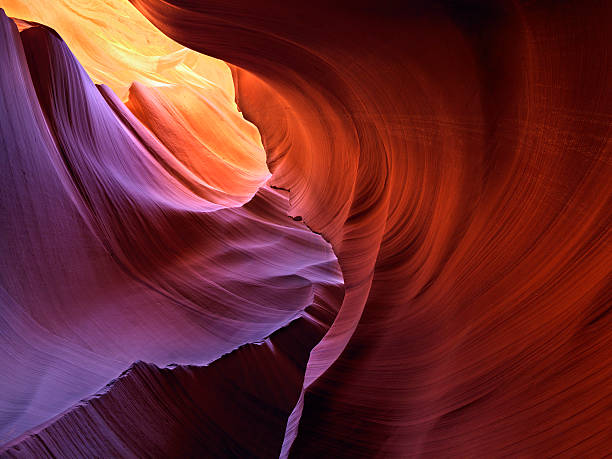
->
130, 0, 612, 457
0, 11, 344, 452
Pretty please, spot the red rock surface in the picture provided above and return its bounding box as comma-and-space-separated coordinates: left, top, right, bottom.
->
130, 0, 612, 456
1, 0, 612, 457
0, 12, 342, 455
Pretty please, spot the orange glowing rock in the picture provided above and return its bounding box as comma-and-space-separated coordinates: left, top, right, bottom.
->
1, 0, 233, 99
126, 82, 270, 206
1, 0, 611, 457
2, 0, 270, 205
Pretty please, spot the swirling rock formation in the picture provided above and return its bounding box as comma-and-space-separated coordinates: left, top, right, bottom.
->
0, 10, 342, 455
1, 0, 612, 457
129, 0, 611, 457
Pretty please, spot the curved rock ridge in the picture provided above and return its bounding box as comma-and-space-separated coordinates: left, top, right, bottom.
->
127, 0, 612, 457
125, 81, 269, 205
0, 0, 236, 100
0, 11, 343, 448
2, 283, 342, 458
3, 0, 271, 207
0, 0, 611, 457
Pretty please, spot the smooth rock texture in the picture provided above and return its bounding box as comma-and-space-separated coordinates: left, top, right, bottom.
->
1, 0, 611, 457
0, 10, 343, 453
130, 0, 611, 457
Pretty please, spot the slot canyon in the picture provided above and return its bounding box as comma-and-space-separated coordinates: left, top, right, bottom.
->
0, 0, 610, 457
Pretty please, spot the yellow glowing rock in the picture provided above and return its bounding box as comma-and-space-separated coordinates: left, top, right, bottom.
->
3, 0, 270, 204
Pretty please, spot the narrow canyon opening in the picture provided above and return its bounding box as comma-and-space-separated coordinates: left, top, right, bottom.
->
0, 1, 345, 454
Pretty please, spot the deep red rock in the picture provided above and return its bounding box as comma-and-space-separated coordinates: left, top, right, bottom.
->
1, 0, 611, 457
